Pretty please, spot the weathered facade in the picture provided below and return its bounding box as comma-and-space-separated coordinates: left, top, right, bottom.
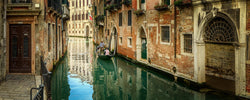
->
93, 0, 250, 97
4, 0, 69, 75
68, 0, 94, 37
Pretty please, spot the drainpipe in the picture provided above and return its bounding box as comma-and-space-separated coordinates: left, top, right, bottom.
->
174, 0, 177, 58
3, 0, 7, 79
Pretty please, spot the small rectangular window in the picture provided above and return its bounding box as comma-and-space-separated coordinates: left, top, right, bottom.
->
78, 14, 80, 20
119, 37, 122, 45
184, 34, 192, 53
119, 13, 122, 26
72, 1, 74, 7
86, 13, 88, 20
128, 38, 132, 47
161, 26, 170, 42
128, 10, 132, 26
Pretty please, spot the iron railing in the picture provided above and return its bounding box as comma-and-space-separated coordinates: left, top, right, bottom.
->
30, 85, 44, 100
11, 0, 32, 3
30, 56, 52, 100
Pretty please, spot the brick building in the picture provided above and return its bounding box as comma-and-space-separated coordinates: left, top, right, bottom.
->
68, 0, 94, 37
93, 0, 250, 97
2, 0, 69, 76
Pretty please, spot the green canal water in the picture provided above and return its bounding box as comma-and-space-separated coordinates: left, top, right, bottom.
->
51, 37, 238, 100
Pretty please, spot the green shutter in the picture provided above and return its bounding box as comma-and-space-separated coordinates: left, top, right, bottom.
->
141, 0, 145, 3
165, 0, 170, 5
95, 6, 97, 15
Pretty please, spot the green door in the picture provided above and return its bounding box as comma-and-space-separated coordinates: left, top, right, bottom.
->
141, 38, 147, 59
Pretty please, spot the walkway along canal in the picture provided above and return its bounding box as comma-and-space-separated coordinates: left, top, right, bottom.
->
51, 37, 242, 100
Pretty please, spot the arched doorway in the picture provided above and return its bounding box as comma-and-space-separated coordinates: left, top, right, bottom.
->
110, 27, 117, 53
86, 26, 89, 37
202, 16, 238, 93
136, 27, 147, 61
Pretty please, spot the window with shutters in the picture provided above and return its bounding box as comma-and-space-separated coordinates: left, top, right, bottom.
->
83, 0, 85, 6
183, 34, 192, 53
161, 0, 170, 5
75, 14, 77, 21
72, 15, 74, 20
119, 13, 122, 26
80, 0, 81, 7
161, 26, 170, 43
87, 0, 88, 6
128, 10, 132, 26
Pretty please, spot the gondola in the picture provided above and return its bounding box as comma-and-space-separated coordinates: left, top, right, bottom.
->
98, 54, 114, 60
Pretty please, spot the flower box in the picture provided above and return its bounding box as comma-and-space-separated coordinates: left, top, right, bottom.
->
134, 9, 145, 16
154, 4, 169, 11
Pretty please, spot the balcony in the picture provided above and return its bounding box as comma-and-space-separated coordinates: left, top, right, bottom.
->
48, 0, 62, 15
7, 0, 41, 16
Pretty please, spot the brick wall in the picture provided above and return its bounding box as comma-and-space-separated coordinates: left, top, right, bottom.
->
247, 64, 250, 93
247, 1, 250, 30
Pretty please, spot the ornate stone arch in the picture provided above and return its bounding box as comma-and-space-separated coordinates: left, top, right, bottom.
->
197, 12, 239, 43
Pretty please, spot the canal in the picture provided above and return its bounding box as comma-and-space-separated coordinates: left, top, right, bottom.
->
51, 37, 238, 100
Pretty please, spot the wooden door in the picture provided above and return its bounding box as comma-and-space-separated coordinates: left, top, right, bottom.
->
9, 24, 31, 73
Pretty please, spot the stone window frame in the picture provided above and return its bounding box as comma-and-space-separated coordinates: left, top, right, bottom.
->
119, 36, 122, 45
246, 34, 250, 64
160, 24, 171, 45
137, 0, 146, 10
127, 37, 132, 48
181, 32, 193, 56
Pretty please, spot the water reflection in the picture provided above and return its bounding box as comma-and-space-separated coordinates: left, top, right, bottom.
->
51, 37, 236, 100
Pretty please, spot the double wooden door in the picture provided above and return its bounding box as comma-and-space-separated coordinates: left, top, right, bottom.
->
9, 24, 31, 73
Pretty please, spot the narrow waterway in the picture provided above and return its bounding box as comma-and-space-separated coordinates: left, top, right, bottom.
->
51, 37, 238, 100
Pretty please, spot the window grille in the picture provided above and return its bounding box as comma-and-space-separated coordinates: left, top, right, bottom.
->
161, 26, 170, 42
184, 34, 192, 53
204, 17, 237, 43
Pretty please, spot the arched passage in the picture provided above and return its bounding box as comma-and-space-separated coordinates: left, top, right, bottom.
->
195, 12, 238, 93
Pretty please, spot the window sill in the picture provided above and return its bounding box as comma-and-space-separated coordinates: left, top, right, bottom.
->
160, 41, 171, 45
181, 52, 193, 57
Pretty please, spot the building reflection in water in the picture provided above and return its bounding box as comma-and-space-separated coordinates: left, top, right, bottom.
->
68, 37, 93, 84
93, 57, 234, 100
51, 37, 235, 100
